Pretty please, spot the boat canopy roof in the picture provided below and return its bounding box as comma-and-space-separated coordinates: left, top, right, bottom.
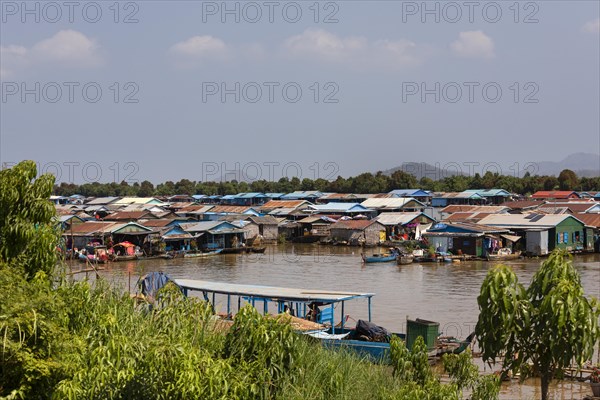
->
174, 279, 374, 304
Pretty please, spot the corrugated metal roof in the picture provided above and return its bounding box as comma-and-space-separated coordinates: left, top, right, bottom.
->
105, 211, 152, 220
388, 189, 431, 197
462, 189, 511, 197
67, 221, 119, 235
575, 213, 600, 228
330, 220, 381, 230
539, 202, 600, 213
307, 203, 372, 213
184, 221, 243, 233
427, 221, 509, 234
376, 212, 432, 225
441, 205, 510, 214
261, 200, 311, 210
208, 205, 258, 214
174, 279, 374, 303
500, 200, 546, 210
138, 219, 175, 227
361, 197, 425, 209
84, 197, 120, 205
531, 191, 579, 199
477, 214, 584, 228
433, 192, 484, 199
113, 197, 164, 205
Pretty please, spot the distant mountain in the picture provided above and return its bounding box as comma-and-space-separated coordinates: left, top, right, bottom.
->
533, 153, 600, 177
382, 162, 465, 181
382, 153, 600, 181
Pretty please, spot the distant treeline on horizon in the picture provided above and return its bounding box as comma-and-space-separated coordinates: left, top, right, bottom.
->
51, 169, 600, 197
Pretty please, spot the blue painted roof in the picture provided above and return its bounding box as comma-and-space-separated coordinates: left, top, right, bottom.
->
388, 189, 430, 197
265, 193, 284, 198
281, 191, 324, 200
236, 192, 267, 199
462, 189, 511, 197
307, 202, 372, 213
192, 194, 208, 199
221, 195, 237, 200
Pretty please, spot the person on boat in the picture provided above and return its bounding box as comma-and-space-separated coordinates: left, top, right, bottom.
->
283, 304, 295, 317
306, 302, 321, 322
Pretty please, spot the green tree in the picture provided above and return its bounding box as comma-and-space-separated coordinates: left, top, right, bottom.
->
476, 251, 600, 400
0, 160, 60, 279
138, 180, 155, 196
557, 169, 578, 191
389, 170, 417, 191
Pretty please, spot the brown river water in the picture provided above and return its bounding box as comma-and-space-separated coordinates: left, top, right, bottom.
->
70, 245, 600, 400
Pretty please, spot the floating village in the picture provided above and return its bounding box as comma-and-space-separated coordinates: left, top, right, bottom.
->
53, 188, 600, 263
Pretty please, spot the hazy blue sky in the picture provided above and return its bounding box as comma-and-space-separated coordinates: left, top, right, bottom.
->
1, 1, 599, 183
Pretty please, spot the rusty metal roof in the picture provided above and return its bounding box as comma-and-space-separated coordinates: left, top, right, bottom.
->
330, 220, 381, 230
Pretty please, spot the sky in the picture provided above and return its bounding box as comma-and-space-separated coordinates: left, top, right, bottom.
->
1, 0, 599, 184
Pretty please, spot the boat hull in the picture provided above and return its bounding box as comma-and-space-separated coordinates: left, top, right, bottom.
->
362, 254, 397, 263
184, 249, 223, 258
486, 251, 522, 261
397, 255, 414, 265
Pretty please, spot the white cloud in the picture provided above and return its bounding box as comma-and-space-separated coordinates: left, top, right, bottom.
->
283, 28, 422, 70
1, 30, 102, 77
169, 35, 231, 67
450, 30, 495, 59
582, 18, 600, 34
31, 30, 102, 67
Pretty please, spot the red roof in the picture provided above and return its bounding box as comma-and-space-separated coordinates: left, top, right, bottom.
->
531, 191, 579, 199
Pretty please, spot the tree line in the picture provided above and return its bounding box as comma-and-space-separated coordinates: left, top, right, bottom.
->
53, 169, 600, 197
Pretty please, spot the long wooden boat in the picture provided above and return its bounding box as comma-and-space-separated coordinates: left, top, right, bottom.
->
248, 246, 266, 254
183, 249, 223, 258
486, 249, 522, 261
111, 254, 138, 261
219, 247, 247, 254
362, 250, 398, 263
397, 255, 414, 265
174, 279, 473, 363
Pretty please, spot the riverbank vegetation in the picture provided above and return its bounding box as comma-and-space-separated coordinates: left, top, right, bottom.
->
476, 251, 600, 400
3, 165, 505, 399
52, 169, 600, 198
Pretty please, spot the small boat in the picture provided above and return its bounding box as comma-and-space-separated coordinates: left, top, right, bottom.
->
183, 249, 223, 258
77, 244, 109, 264
397, 254, 414, 265
249, 246, 266, 254
220, 247, 247, 254
174, 279, 473, 363
486, 249, 522, 261
110, 241, 140, 262
362, 249, 399, 263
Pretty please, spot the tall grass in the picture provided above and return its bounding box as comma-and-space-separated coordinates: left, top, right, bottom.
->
1, 272, 498, 399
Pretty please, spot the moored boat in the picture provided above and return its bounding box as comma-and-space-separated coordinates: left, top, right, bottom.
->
362, 248, 399, 263
183, 249, 223, 258
174, 279, 473, 363
397, 254, 414, 265
486, 249, 522, 261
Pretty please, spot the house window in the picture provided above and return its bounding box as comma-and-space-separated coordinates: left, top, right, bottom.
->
557, 233, 562, 244
563, 232, 569, 243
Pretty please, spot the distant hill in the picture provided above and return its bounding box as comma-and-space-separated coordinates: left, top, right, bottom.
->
533, 153, 599, 177
382, 153, 599, 180
382, 163, 465, 180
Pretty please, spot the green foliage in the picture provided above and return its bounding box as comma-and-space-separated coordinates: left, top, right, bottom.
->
443, 351, 501, 400
223, 306, 300, 398
0, 160, 60, 279
475, 250, 600, 400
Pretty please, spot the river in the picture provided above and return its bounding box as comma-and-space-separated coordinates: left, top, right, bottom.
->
71, 245, 600, 399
